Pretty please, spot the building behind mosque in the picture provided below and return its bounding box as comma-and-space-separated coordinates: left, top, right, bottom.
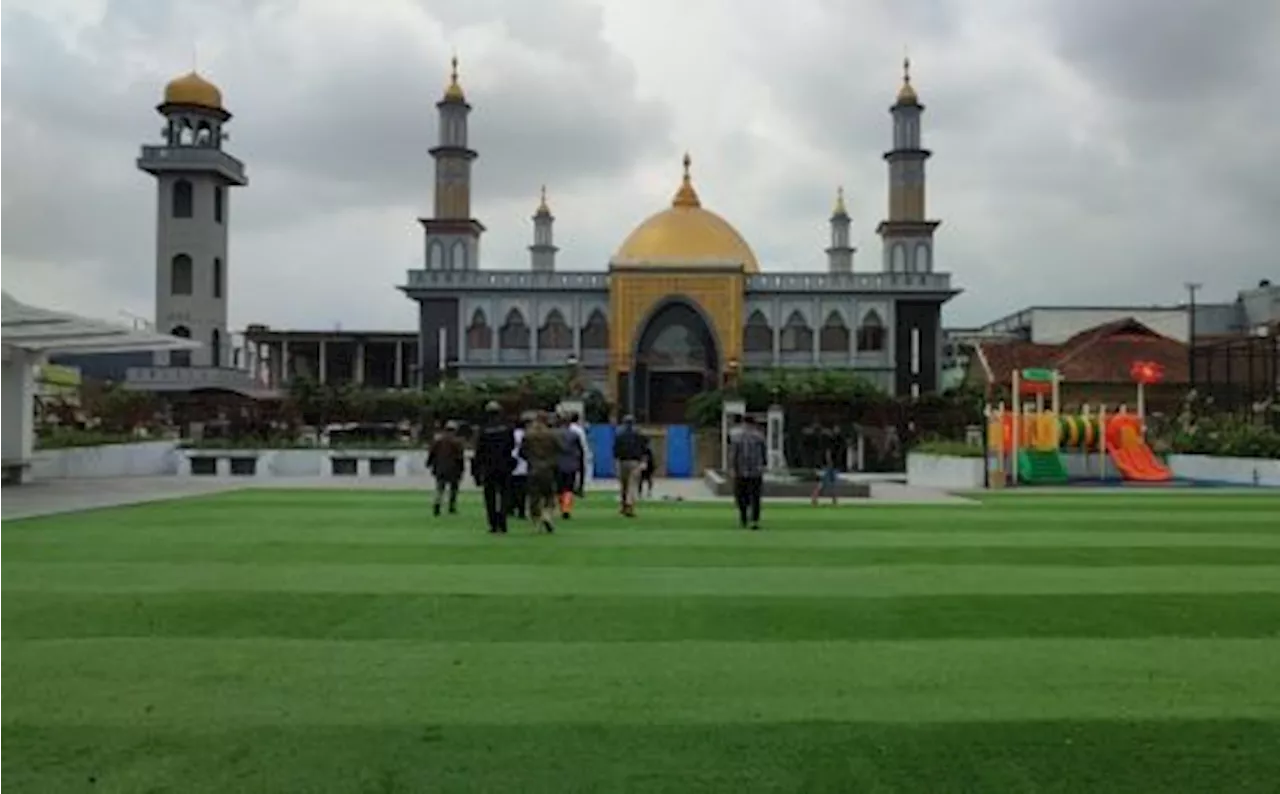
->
119, 58, 962, 422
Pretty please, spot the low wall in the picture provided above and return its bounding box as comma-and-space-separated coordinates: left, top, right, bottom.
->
178, 448, 435, 478
31, 441, 179, 480
1168, 455, 1280, 487
906, 453, 985, 490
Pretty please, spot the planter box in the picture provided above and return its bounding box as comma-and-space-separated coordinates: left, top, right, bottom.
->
906, 453, 985, 490
1168, 454, 1280, 487
32, 441, 179, 480
179, 449, 275, 478
177, 448, 430, 478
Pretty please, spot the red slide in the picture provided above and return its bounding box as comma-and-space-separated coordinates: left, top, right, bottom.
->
1106, 415, 1172, 482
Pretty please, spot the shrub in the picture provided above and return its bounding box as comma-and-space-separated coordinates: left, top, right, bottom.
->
911, 439, 986, 458
35, 427, 139, 450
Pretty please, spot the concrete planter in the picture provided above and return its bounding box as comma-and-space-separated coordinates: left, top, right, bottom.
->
32, 441, 179, 479
1168, 454, 1280, 487
179, 449, 275, 478
906, 453, 985, 490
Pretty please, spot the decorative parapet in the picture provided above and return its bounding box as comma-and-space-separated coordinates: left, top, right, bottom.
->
136, 146, 248, 185
125, 366, 273, 396
402, 268, 954, 294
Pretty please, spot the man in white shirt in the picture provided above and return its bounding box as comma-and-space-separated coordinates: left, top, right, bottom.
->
566, 412, 589, 496
508, 413, 530, 520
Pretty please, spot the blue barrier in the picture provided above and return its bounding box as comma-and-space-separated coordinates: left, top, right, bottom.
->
588, 424, 616, 478
665, 424, 694, 478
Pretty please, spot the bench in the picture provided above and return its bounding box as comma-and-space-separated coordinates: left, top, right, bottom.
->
2, 459, 32, 485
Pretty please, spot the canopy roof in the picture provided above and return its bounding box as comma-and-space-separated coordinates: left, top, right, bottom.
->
1, 292, 200, 355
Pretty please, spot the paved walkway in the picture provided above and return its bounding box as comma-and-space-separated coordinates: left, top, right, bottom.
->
2, 474, 974, 521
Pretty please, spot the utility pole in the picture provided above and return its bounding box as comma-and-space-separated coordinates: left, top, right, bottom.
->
1185, 282, 1201, 389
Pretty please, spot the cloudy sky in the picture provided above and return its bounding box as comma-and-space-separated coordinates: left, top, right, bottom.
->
4, 0, 1278, 332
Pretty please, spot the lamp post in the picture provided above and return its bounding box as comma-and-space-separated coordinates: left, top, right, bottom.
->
1185, 282, 1201, 390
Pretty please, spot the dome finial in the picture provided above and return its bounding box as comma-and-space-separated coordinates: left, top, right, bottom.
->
833, 185, 848, 216
536, 184, 550, 214
444, 53, 466, 102
896, 50, 919, 105
673, 152, 700, 208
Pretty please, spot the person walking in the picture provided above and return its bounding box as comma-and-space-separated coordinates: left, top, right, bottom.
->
508, 413, 531, 520
613, 415, 647, 517
810, 442, 838, 506
639, 443, 655, 499
520, 411, 564, 533
730, 414, 768, 530
427, 420, 466, 516
474, 401, 515, 534
567, 412, 589, 497
557, 414, 585, 519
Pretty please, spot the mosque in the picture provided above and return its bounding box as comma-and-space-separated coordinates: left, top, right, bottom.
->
129, 58, 961, 423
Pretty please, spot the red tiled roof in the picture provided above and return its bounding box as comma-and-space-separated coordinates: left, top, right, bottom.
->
973, 318, 1189, 385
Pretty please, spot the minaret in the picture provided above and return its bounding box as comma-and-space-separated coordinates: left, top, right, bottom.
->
420, 56, 485, 271
138, 71, 248, 368
876, 57, 940, 274
529, 186, 558, 272
826, 186, 856, 273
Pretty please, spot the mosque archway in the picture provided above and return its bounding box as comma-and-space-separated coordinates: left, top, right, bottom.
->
630, 299, 720, 424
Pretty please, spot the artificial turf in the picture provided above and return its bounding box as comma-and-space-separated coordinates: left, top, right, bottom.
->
3, 490, 1280, 792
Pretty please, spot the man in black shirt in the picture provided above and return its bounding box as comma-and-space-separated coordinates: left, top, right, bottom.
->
613, 415, 648, 517
473, 401, 515, 533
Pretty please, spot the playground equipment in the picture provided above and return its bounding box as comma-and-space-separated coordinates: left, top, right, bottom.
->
986, 365, 1172, 486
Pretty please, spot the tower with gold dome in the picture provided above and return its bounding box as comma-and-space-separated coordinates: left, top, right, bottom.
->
137, 70, 248, 370
399, 58, 959, 420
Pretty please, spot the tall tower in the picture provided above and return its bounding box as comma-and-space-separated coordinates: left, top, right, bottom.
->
826, 186, 856, 273
876, 57, 940, 275
420, 57, 485, 271
137, 71, 248, 368
529, 186, 558, 272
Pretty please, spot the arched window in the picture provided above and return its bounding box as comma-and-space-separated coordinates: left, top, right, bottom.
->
581, 310, 608, 350
819, 311, 850, 353
780, 311, 813, 353
891, 244, 907, 273
170, 325, 191, 367
172, 180, 193, 218
212, 257, 223, 299
914, 242, 931, 273
450, 240, 467, 270
170, 254, 193, 295
499, 308, 530, 349
214, 186, 224, 224
466, 309, 492, 350
857, 310, 885, 352
211, 329, 222, 367
195, 123, 213, 146
428, 241, 444, 270
743, 310, 772, 353
538, 309, 573, 350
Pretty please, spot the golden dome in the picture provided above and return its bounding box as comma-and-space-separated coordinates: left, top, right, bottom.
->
613, 154, 760, 272
163, 71, 223, 110
443, 55, 465, 102
896, 56, 919, 105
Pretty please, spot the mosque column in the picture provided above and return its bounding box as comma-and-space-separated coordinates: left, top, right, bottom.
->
394, 341, 404, 387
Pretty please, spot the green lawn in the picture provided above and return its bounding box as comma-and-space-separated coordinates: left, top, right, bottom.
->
4, 491, 1280, 793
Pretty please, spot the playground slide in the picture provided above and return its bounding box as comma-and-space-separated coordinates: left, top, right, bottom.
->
1017, 449, 1069, 485
1108, 440, 1172, 482
1106, 415, 1172, 482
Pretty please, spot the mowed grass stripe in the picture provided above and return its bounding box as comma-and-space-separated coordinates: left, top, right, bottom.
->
8, 561, 1280, 597
6, 720, 1280, 794
9, 540, 1280, 567
7, 492, 1280, 539
8, 592, 1279, 642
6, 637, 1280, 726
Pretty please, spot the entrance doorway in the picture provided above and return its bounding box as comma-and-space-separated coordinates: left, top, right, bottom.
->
631, 301, 719, 424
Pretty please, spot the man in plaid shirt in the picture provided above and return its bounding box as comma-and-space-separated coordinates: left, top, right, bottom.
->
729, 415, 768, 530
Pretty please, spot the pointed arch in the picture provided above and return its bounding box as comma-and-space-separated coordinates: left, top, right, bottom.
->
172, 179, 193, 218
450, 240, 467, 270
914, 242, 931, 273
743, 309, 772, 353
466, 308, 492, 350
780, 310, 813, 353
537, 308, 572, 350
428, 241, 444, 270
857, 309, 885, 352
891, 244, 908, 273
819, 310, 850, 353
581, 309, 608, 350
170, 254, 193, 295
499, 308, 530, 349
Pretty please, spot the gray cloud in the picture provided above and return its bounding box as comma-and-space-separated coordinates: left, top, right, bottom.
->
3, 0, 1277, 332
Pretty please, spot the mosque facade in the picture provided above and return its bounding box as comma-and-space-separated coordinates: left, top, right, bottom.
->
129, 59, 960, 421
401, 59, 959, 422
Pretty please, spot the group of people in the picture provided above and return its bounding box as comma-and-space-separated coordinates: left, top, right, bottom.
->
427, 405, 773, 533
